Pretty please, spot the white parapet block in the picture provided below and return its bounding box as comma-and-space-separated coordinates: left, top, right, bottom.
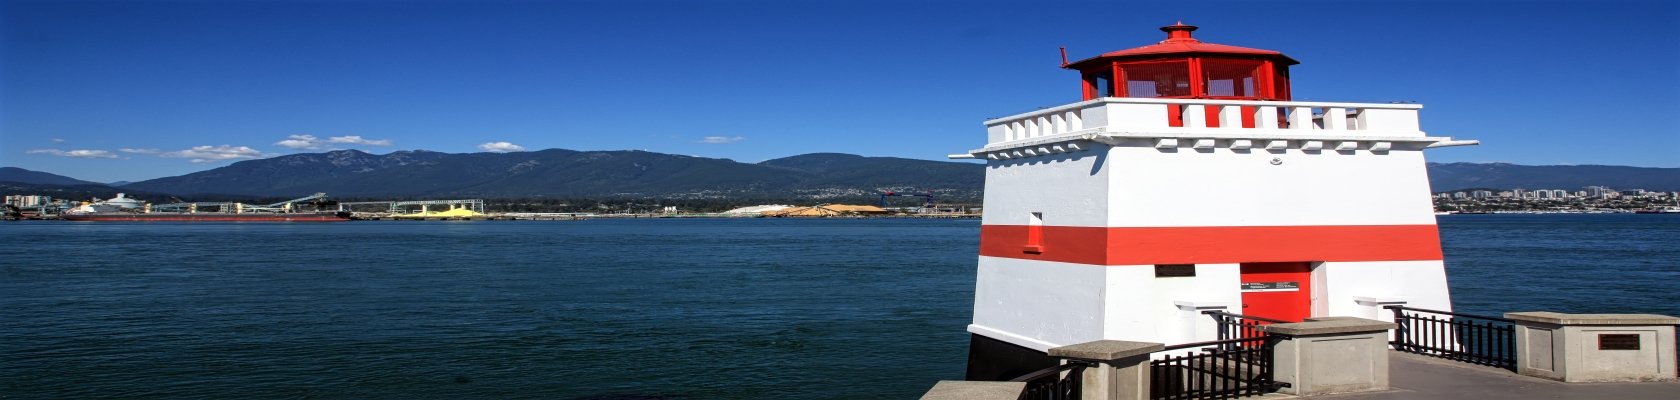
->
982, 98, 1445, 148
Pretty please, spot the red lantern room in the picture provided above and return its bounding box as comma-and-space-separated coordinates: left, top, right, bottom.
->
1065, 23, 1298, 101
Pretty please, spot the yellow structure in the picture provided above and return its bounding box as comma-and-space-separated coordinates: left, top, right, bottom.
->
393, 204, 484, 219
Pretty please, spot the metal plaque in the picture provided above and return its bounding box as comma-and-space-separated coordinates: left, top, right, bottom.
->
1155, 264, 1196, 277
1598, 334, 1640, 350
1240, 282, 1300, 292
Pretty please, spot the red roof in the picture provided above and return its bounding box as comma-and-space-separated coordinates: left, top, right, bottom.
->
1066, 23, 1299, 69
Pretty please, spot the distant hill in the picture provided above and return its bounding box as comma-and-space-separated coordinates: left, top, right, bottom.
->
121, 149, 985, 200
0, 167, 99, 186
19, 153, 1675, 202
760, 153, 985, 191
1425, 163, 1680, 192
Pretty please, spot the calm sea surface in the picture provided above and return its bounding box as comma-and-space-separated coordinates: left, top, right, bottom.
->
2, 215, 1676, 399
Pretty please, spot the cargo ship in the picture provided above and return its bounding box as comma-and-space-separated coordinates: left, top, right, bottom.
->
61, 211, 352, 222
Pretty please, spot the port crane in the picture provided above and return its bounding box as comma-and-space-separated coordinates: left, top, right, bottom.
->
150, 193, 333, 213
878, 191, 936, 210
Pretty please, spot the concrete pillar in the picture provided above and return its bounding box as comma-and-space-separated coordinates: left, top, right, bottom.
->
1257, 317, 1396, 396
1047, 340, 1164, 400
1506, 312, 1679, 382
919, 381, 1025, 400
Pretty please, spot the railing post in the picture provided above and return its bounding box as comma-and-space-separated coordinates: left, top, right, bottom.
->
1257, 317, 1396, 396
1048, 340, 1164, 400
1387, 306, 1409, 350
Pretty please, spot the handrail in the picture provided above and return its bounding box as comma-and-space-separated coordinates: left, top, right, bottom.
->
1383, 306, 1515, 322
1202, 310, 1291, 324
1163, 337, 1262, 351
1150, 333, 1286, 399
1008, 361, 1094, 382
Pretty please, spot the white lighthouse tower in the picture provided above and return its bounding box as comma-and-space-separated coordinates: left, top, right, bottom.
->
953, 23, 1476, 380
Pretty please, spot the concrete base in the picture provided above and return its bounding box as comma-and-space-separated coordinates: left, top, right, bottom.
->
966, 333, 1060, 381
1261, 317, 1396, 396
1049, 340, 1164, 400
1507, 312, 1679, 383
921, 381, 1025, 400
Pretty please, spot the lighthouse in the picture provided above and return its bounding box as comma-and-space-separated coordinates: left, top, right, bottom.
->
952, 24, 1476, 380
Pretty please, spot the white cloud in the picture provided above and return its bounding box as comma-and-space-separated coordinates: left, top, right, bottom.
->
119, 148, 161, 154
276, 134, 393, 150
478, 141, 526, 153
699, 136, 745, 144
275, 134, 323, 149
161, 145, 269, 163
26, 149, 119, 159
50, 138, 65, 143
327, 135, 392, 146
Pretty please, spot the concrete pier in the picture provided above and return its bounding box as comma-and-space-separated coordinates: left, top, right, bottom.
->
1319, 351, 1680, 399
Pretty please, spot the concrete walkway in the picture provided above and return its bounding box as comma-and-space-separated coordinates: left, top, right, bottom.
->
1308, 351, 1680, 400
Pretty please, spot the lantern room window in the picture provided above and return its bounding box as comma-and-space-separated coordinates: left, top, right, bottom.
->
1272, 68, 1291, 100
1122, 61, 1192, 98
1202, 59, 1265, 98
1097, 74, 1114, 98
1084, 71, 1115, 98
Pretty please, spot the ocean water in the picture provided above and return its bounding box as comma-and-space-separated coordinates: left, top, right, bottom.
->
1, 215, 1675, 399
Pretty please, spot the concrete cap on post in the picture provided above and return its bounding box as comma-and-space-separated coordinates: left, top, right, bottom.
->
1048, 340, 1165, 361
1505, 312, 1680, 326
920, 381, 1027, 400
1257, 317, 1396, 337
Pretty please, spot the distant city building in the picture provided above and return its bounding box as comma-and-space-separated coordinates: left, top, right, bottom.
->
1452, 192, 1468, 199
1472, 190, 1494, 199
1550, 190, 1568, 199
1498, 191, 1514, 198
4, 195, 51, 207
1586, 186, 1611, 198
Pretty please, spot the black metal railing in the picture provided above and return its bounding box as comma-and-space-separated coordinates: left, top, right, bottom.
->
1203, 311, 1290, 348
1009, 361, 1092, 400
1386, 306, 1516, 370
1149, 337, 1285, 400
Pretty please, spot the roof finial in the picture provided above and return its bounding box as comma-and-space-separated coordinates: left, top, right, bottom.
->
1160, 22, 1199, 42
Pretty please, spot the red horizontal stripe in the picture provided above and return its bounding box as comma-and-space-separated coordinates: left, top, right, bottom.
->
979, 225, 1442, 265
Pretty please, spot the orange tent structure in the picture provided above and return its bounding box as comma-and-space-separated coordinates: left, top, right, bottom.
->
761, 204, 890, 217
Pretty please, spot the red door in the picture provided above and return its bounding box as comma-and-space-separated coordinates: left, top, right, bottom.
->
1239, 262, 1313, 322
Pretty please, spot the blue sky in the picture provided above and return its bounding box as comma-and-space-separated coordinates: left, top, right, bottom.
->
2, 0, 1676, 183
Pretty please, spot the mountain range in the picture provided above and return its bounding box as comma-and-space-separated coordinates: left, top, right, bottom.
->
1423, 162, 1679, 192
4, 150, 1677, 201
112, 150, 985, 200
0, 167, 100, 186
